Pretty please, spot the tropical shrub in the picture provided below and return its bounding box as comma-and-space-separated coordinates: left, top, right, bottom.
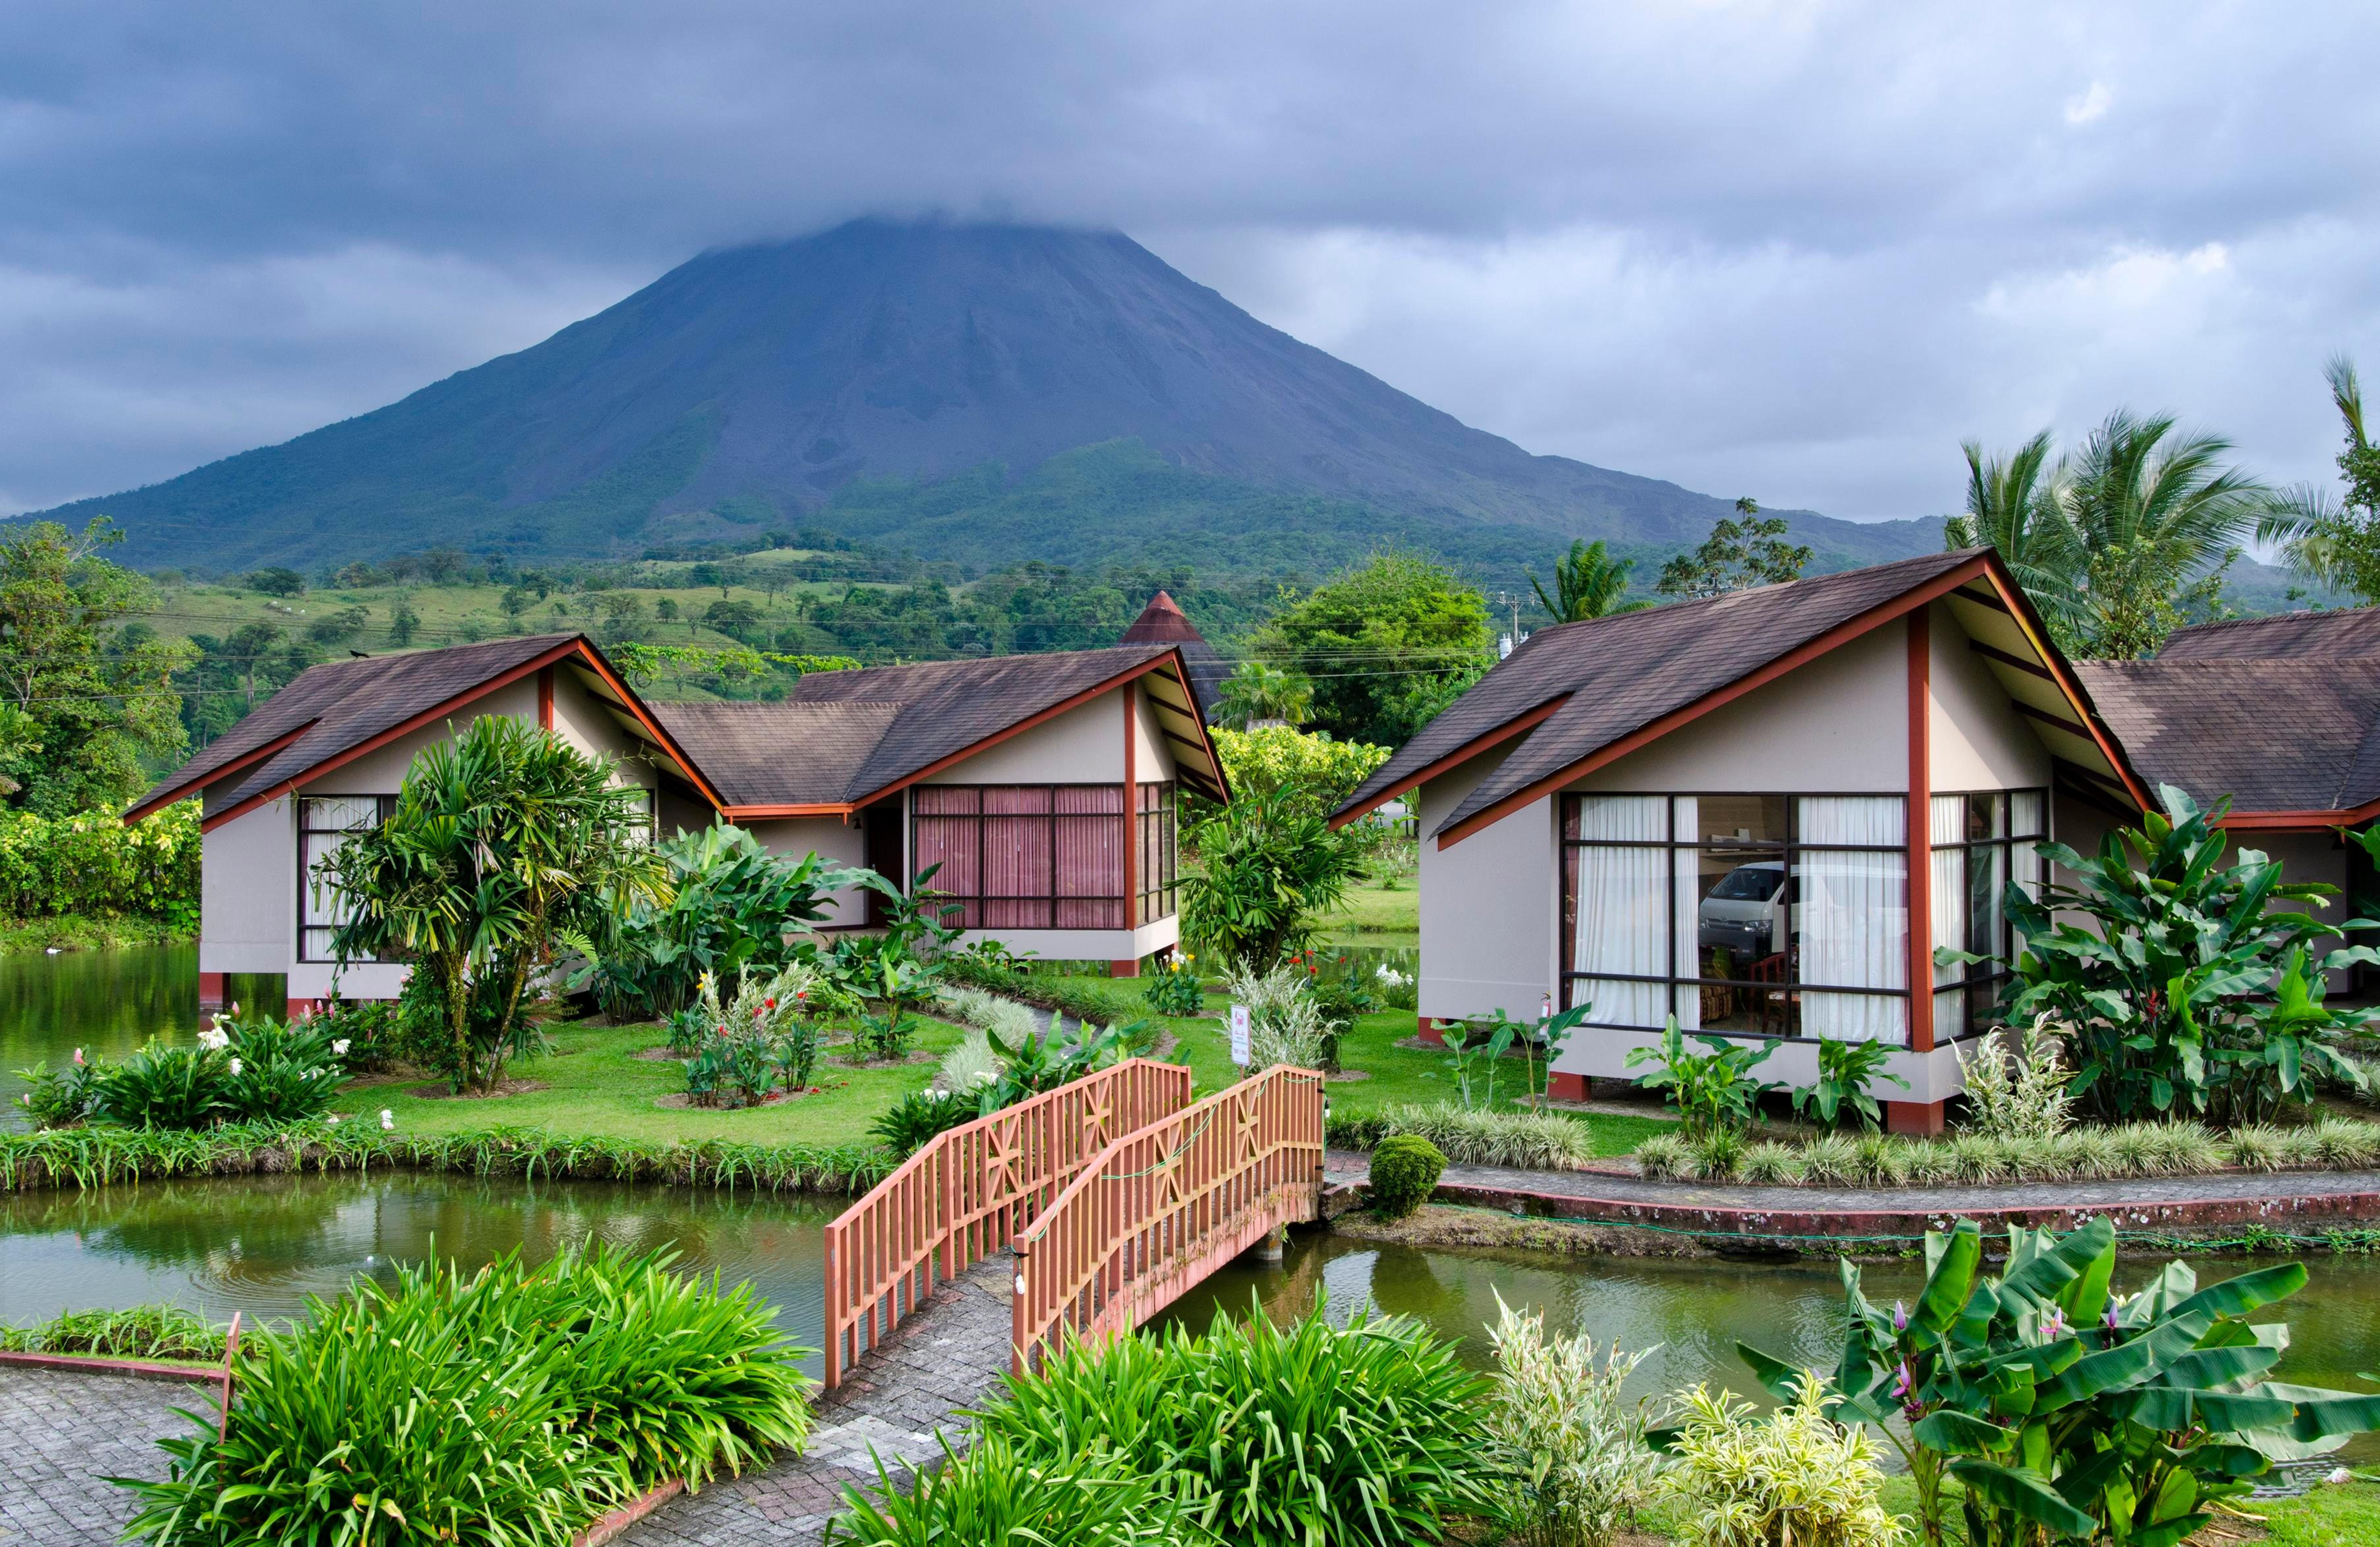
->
1997, 785, 2378, 1122
1, 1303, 229, 1361
10, 1051, 100, 1127
932, 1029, 1005, 1096
309, 997, 400, 1074
118, 1245, 813, 1546
1626, 1020, 1783, 1137
1222, 960, 1329, 1072
1485, 1294, 1659, 1547
1373, 960, 1419, 1011
0, 798, 200, 926
1444, 1002, 1586, 1112
984, 1018, 1146, 1105
936, 985, 1041, 1045
938, 937, 1034, 992
1332, 1101, 1602, 1170
1633, 1132, 1692, 1180
1790, 1037, 1908, 1131
973, 1302, 1499, 1547
682, 963, 822, 1108
1367, 1134, 1446, 1218
21, 1010, 348, 1130
1185, 724, 1391, 826
1180, 788, 1368, 969
1652, 1373, 1904, 1547
322, 716, 670, 1093
565, 824, 860, 1020
832, 1433, 1177, 1546
1142, 951, 1205, 1016
1742, 1217, 2380, 1547
1953, 1015, 2075, 1141
869, 1088, 983, 1158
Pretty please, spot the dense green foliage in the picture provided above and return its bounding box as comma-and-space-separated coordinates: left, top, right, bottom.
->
1328, 1103, 1609, 1171
1742, 1218, 2380, 1547
2263, 355, 2380, 602
1367, 1134, 1447, 1218
968, 1302, 1498, 1546
1214, 660, 1315, 730
833, 1432, 1176, 1546
1180, 789, 1370, 969
1485, 1295, 1659, 1547
1142, 951, 1205, 1015
1947, 412, 2269, 657
1254, 553, 1494, 746
0, 1303, 230, 1362
1995, 785, 2376, 1122
323, 716, 669, 1092
15, 1010, 348, 1130
1653, 1374, 1903, 1547
1625, 1020, 1785, 1137
1790, 1037, 1909, 1132
1530, 538, 1650, 623
119, 1245, 814, 1546
0, 518, 193, 812
0, 798, 198, 925
1193, 724, 1392, 826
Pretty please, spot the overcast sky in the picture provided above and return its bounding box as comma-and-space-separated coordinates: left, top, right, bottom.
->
4, 1, 2376, 524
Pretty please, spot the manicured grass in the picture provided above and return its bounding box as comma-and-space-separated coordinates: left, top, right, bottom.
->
1314, 855, 1420, 935
349, 1014, 968, 1148
1036, 974, 1669, 1159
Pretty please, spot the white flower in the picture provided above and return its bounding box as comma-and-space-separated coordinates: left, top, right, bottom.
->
198, 1027, 230, 1051
332, 1039, 350, 1057
228, 1057, 242, 1076
2326, 1466, 2354, 1486
380, 1109, 394, 1130
326, 1114, 341, 1125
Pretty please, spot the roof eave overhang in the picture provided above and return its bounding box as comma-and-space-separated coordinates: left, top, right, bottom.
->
2218, 805, 2380, 832
720, 802, 858, 820
1329, 693, 1572, 829
1433, 552, 2152, 849
122, 719, 320, 827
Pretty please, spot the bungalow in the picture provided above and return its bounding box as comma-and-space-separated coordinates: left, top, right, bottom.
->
1331, 549, 2154, 1134
125, 633, 1224, 1020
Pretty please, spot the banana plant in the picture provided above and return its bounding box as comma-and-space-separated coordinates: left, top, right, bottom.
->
1736, 1218, 2380, 1546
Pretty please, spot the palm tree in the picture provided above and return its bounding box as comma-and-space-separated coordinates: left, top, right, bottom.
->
1215, 661, 1313, 730
1945, 431, 2077, 632
2259, 355, 2380, 601
1529, 539, 1650, 623
2057, 411, 2267, 658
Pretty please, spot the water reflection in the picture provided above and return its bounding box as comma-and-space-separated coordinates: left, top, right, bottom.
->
0, 1173, 834, 1371
1165, 1230, 2380, 1463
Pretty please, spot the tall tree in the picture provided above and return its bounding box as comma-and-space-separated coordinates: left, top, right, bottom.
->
2058, 411, 2264, 658
1529, 538, 1650, 622
1214, 661, 1313, 729
2260, 355, 2380, 602
0, 519, 194, 812
1256, 552, 1493, 746
1655, 498, 1813, 599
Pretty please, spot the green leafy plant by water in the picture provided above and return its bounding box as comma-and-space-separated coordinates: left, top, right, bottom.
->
1652, 1373, 1904, 1547
831, 1432, 1178, 1546
117, 1243, 814, 1546
1627, 1019, 1783, 1137
1485, 1292, 1660, 1547
15, 1008, 348, 1131
1740, 1217, 2380, 1547
1790, 1038, 1908, 1132
970, 1300, 1498, 1546
0, 1303, 230, 1362
1367, 1134, 1446, 1218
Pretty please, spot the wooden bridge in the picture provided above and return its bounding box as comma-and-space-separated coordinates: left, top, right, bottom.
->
821, 1058, 1326, 1387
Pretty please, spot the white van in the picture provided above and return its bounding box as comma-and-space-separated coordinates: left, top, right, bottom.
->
1697, 860, 1794, 961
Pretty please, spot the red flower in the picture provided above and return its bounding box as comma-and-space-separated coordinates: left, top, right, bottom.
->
765, 997, 778, 1010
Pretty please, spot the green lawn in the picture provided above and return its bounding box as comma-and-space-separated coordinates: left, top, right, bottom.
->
344, 1014, 968, 1148
1315, 857, 1421, 935
1034, 973, 1669, 1159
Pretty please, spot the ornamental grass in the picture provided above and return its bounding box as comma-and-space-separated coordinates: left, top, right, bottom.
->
119, 1245, 813, 1547
1329, 1101, 1599, 1170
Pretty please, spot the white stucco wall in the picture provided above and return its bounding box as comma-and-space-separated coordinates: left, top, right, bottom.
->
1418, 741, 1559, 1023
200, 798, 296, 975
1132, 685, 1177, 780
548, 668, 660, 791
921, 688, 1124, 784
1928, 603, 2052, 792
747, 814, 873, 928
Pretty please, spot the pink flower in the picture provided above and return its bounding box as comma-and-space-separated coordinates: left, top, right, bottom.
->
1891, 1361, 1913, 1400
1892, 1301, 1908, 1333
72, 1047, 84, 1066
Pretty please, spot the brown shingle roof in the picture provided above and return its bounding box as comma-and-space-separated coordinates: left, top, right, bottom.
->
129, 634, 582, 821
1336, 550, 1988, 838
1119, 591, 1228, 721
2160, 607, 2380, 661
2074, 658, 2380, 814
646, 700, 905, 807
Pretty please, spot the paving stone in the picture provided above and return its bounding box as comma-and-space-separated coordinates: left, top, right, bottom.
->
0, 1370, 211, 1545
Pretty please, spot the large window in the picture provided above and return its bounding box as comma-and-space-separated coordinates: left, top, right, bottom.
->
1560, 794, 1912, 1043
1135, 782, 1177, 926
1932, 789, 2047, 1043
298, 795, 393, 963
910, 785, 1129, 930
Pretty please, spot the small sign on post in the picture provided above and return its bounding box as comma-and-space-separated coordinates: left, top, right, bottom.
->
1229, 1003, 1251, 1067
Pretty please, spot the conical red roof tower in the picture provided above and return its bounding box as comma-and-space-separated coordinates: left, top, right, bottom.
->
1121, 592, 1226, 721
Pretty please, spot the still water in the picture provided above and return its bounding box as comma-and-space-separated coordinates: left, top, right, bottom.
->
0, 1171, 836, 1371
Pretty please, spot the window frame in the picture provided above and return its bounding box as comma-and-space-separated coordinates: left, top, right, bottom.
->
296, 794, 395, 964
908, 782, 1135, 932
1931, 786, 2050, 1043
1135, 780, 1177, 925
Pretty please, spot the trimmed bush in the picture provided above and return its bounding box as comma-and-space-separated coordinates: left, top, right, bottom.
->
0, 1304, 229, 1362
119, 1245, 812, 1545
1368, 1133, 1446, 1218
1330, 1101, 1600, 1170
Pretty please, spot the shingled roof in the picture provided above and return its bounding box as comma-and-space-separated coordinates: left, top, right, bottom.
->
2075, 659, 2380, 817
1119, 591, 1228, 722
125, 634, 718, 828
2159, 606, 2380, 661
1335, 549, 2147, 845
648, 643, 1228, 814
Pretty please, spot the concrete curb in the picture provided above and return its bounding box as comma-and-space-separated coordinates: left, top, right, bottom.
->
573, 1479, 686, 1547
0, 1350, 220, 1385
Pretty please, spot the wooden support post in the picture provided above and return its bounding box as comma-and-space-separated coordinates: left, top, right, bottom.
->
198, 971, 226, 1011
1889, 607, 1937, 1135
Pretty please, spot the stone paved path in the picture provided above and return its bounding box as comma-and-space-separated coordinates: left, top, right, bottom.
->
623, 1253, 1015, 1546
0, 1368, 209, 1544
1324, 1149, 2380, 1216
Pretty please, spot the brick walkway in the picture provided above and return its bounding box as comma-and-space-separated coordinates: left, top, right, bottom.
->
624, 1253, 1016, 1546
0, 1258, 1014, 1547
0, 1368, 207, 1544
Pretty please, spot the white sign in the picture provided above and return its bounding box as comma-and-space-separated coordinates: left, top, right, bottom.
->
1229, 1003, 1251, 1067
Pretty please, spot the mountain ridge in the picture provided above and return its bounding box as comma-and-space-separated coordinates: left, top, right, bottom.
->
25, 218, 1945, 574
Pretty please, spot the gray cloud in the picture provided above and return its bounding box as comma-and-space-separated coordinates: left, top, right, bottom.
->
3, 1, 2377, 522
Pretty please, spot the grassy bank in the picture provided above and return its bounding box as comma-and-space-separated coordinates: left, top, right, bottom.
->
0, 912, 192, 954
1314, 853, 1420, 935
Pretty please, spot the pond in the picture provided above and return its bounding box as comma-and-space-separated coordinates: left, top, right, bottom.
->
1163, 1229, 2380, 1464
0, 1171, 836, 1371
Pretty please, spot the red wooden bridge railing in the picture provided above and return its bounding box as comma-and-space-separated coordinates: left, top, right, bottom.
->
821, 1056, 1193, 1388
1010, 1063, 1326, 1373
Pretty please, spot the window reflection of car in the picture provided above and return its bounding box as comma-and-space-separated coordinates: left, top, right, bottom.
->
1699, 861, 1793, 957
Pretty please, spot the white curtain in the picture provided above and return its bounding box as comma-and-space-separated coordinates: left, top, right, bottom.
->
1669, 797, 1701, 1029
2009, 791, 2045, 951
1930, 795, 1966, 1045
1571, 796, 1670, 1029
1797, 797, 1908, 1044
